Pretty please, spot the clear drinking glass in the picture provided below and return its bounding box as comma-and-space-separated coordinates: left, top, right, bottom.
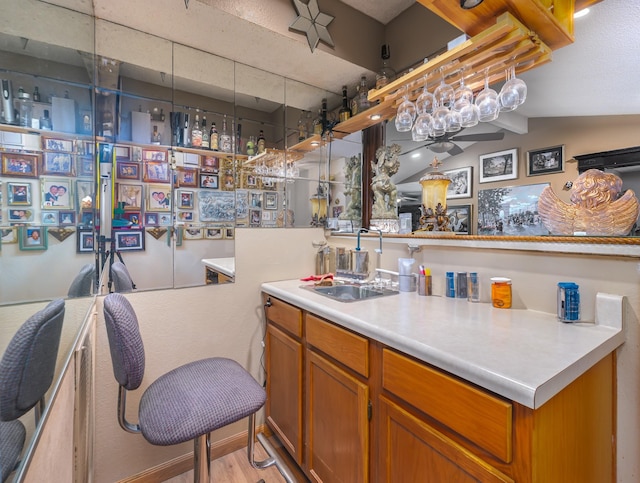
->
395, 86, 417, 132
412, 112, 433, 141
431, 99, 448, 137
416, 77, 435, 115
475, 69, 499, 122
434, 70, 454, 108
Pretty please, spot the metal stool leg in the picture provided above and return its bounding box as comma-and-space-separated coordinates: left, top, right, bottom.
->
247, 413, 298, 482
194, 433, 211, 483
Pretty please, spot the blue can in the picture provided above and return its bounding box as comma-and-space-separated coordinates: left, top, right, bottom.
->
557, 282, 580, 322
446, 272, 455, 298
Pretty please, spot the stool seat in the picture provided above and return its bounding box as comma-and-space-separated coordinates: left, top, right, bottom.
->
140, 358, 266, 446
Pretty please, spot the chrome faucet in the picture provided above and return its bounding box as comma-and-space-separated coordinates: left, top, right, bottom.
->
356, 228, 383, 254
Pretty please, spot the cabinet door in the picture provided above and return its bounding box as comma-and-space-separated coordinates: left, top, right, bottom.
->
266, 324, 304, 465
378, 396, 513, 483
306, 350, 369, 483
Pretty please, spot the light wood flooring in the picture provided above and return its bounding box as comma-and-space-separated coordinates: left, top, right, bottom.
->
163, 445, 285, 483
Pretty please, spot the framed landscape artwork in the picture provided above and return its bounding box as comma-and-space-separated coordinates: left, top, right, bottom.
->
446, 204, 471, 234
527, 145, 565, 176
479, 148, 518, 183
443, 166, 472, 199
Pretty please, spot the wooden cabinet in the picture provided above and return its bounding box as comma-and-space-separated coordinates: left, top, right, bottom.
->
263, 294, 615, 483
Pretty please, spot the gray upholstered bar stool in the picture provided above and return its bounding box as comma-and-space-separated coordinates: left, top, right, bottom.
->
0, 298, 65, 481
103, 293, 275, 482
110, 261, 135, 293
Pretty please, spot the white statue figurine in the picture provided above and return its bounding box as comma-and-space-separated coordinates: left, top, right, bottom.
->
371, 144, 401, 220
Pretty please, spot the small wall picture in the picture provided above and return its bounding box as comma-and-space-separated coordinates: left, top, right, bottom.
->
250, 191, 262, 209
76, 180, 94, 210
177, 211, 194, 222
264, 192, 278, 210
59, 211, 76, 225
77, 156, 94, 178
117, 183, 143, 211
199, 173, 219, 189
479, 148, 518, 183
144, 212, 159, 226
9, 209, 33, 222
205, 227, 223, 240
77, 229, 95, 253
224, 227, 234, 239
527, 145, 565, 176
19, 226, 47, 250
80, 140, 94, 156
146, 184, 171, 211
177, 167, 198, 187
142, 149, 167, 162
114, 229, 145, 251
79, 210, 94, 228
158, 213, 172, 226
42, 137, 74, 152
41, 211, 58, 225
200, 156, 219, 173
178, 190, 195, 209
7, 182, 32, 205
115, 145, 131, 160
446, 204, 471, 234
2, 153, 39, 177
184, 228, 203, 240
42, 152, 74, 176
444, 166, 472, 199
1, 228, 17, 244
41, 178, 73, 209
143, 160, 170, 183
124, 212, 141, 225
117, 162, 140, 180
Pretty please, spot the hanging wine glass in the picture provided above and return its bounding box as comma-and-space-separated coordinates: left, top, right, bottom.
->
416, 76, 435, 115
431, 99, 448, 137
509, 64, 527, 106
453, 68, 474, 111
412, 112, 433, 141
395, 85, 417, 132
445, 108, 462, 133
434, 68, 454, 108
498, 67, 519, 112
475, 68, 499, 122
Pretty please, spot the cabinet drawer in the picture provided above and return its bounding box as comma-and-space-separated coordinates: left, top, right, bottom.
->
263, 295, 302, 338
382, 349, 512, 464
306, 314, 369, 378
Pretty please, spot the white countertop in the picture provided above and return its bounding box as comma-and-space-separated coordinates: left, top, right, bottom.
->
201, 257, 235, 278
261, 279, 625, 409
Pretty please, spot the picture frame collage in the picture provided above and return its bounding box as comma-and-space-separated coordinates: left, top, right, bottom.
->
0, 136, 96, 251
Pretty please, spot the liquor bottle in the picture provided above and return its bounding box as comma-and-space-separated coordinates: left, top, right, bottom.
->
350, 83, 359, 116
246, 135, 256, 156
297, 111, 307, 142
312, 109, 323, 135
40, 109, 52, 130
375, 44, 396, 89
151, 125, 161, 144
32, 86, 41, 102
201, 116, 209, 149
182, 112, 190, 147
338, 86, 352, 122
219, 115, 232, 153
356, 76, 370, 113
257, 129, 266, 154
236, 123, 242, 154
191, 114, 202, 147
320, 98, 328, 136
209, 121, 219, 151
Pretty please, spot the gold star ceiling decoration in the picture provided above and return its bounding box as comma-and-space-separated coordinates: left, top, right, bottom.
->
290, 0, 335, 53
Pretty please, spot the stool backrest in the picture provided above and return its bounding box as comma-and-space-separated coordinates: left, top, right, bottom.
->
0, 298, 65, 421
103, 293, 145, 390
67, 263, 95, 298
111, 261, 135, 293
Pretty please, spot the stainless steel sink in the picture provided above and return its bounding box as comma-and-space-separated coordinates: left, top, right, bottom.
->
302, 284, 398, 303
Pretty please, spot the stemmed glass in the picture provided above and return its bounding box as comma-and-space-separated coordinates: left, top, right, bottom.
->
412, 76, 434, 141
475, 69, 499, 122
431, 98, 449, 137
415, 76, 435, 115
499, 64, 527, 111
434, 68, 454, 108
395, 85, 417, 132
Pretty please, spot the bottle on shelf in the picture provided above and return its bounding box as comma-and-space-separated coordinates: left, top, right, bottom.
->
312, 108, 323, 136
152, 125, 161, 144
338, 86, 352, 123
219, 115, 232, 153
32, 86, 41, 102
320, 97, 328, 136
356, 75, 371, 113
375, 44, 396, 89
201, 116, 209, 149
246, 135, 256, 156
236, 123, 242, 154
160, 108, 165, 122
191, 113, 202, 147
183, 112, 190, 147
297, 111, 307, 142
40, 109, 52, 130
350, 83, 360, 116
257, 129, 266, 154
209, 121, 219, 151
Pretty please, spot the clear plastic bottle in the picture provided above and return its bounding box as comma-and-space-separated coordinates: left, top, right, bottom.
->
375, 44, 396, 89
356, 75, 370, 113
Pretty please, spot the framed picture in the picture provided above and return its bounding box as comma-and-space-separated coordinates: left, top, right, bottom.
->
1, 228, 18, 244
158, 213, 172, 226
178, 190, 195, 209
80, 140, 94, 156
244, 172, 259, 188
224, 227, 234, 239
117, 162, 140, 180
199, 190, 235, 222
41, 178, 73, 209
76, 180, 94, 210
42, 137, 73, 152
2, 153, 39, 177
77, 156, 94, 178
177, 211, 194, 222
9, 209, 33, 222
177, 167, 198, 187
76, 229, 95, 253
444, 166, 472, 199
146, 184, 171, 211
446, 204, 471, 234
42, 152, 74, 176
19, 226, 47, 251
79, 210, 94, 228
143, 161, 170, 183
479, 148, 518, 183
144, 212, 159, 226
477, 183, 550, 236
205, 227, 223, 240
236, 189, 249, 221
131, 146, 142, 162
250, 209, 261, 226
250, 191, 262, 209
199, 173, 219, 189
264, 192, 278, 210
201, 156, 219, 173
142, 149, 167, 162
7, 182, 32, 205
527, 145, 565, 176
115, 145, 131, 160
98, 143, 113, 164
114, 230, 145, 251
59, 211, 76, 225
184, 228, 203, 240
41, 211, 58, 225
117, 183, 143, 211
